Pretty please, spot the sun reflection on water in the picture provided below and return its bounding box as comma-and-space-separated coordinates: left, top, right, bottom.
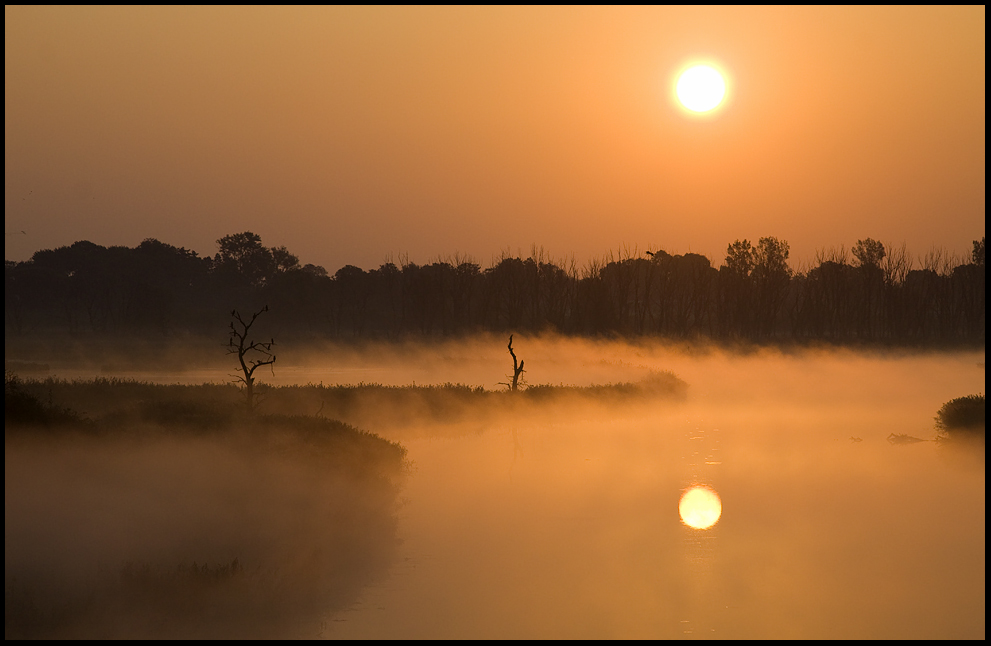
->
679, 485, 722, 529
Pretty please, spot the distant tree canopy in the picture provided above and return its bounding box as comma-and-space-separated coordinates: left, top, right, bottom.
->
724, 239, 755, 278
852, 238, 886, 268
215, 232, 300, 286
5, 233, 985, 346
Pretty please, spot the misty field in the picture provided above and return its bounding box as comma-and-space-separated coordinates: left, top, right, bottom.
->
4, 338, 985, 638
4, 388, 407, 638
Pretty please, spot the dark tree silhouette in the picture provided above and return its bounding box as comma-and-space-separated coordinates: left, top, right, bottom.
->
725, 239, 755, 278
751, 237, 792, 338
216, 232, 276, 287
852, 238, 886, 268
6, 231, 986, 346
228, 306, 276, 413
271, 245, 301, 273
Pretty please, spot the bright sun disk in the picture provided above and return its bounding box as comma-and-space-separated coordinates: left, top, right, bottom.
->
676, 65, 726, 112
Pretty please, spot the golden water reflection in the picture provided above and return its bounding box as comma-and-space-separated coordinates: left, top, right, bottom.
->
679, 485, 722, 529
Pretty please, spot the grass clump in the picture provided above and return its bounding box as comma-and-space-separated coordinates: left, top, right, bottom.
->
4, 371, 85, 428
935, 394, 985, 441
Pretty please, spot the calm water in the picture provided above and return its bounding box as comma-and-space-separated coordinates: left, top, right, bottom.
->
319, 347, 985, 639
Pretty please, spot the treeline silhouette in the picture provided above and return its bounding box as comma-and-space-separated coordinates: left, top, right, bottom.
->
5, 232, 985, 346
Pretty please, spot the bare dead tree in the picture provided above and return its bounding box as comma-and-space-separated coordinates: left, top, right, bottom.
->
228, 306, 276, 413
882, 242, 912, 285
921, 246, 952, 276
504, 334, 525, 392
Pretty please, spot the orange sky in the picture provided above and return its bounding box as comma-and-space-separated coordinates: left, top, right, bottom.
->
4, 6, 985, 270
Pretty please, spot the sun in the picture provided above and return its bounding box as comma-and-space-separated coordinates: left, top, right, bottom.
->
676, 65, 726, 113
679, 485, 722, 529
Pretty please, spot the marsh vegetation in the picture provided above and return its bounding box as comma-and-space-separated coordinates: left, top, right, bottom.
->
936, 394, 985, 445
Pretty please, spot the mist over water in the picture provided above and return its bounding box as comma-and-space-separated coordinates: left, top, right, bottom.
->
324, 340, 984, 639
4, 338, 985, 638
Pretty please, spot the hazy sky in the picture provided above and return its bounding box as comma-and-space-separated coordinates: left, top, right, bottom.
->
5, 6, 985, 270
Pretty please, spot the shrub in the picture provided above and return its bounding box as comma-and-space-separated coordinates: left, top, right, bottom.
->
935, 395, 985, 438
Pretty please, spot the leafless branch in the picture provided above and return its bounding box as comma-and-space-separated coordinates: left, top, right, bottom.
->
228, 305, 276, 413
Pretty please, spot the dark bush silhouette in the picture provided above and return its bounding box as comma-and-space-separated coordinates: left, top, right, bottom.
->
935, 395, 985, 440
4, 371, 83, 428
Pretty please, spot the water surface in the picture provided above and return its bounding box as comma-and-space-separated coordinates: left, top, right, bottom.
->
322, 346, 984, 639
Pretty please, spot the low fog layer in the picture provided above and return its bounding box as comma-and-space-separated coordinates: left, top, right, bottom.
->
5, 425, 404, 639
5, 338, 985, 638
5, 332, 985, 394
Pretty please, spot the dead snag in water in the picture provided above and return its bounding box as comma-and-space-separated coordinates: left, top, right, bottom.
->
228, 306, 276, 413
504, 334, 525, 392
